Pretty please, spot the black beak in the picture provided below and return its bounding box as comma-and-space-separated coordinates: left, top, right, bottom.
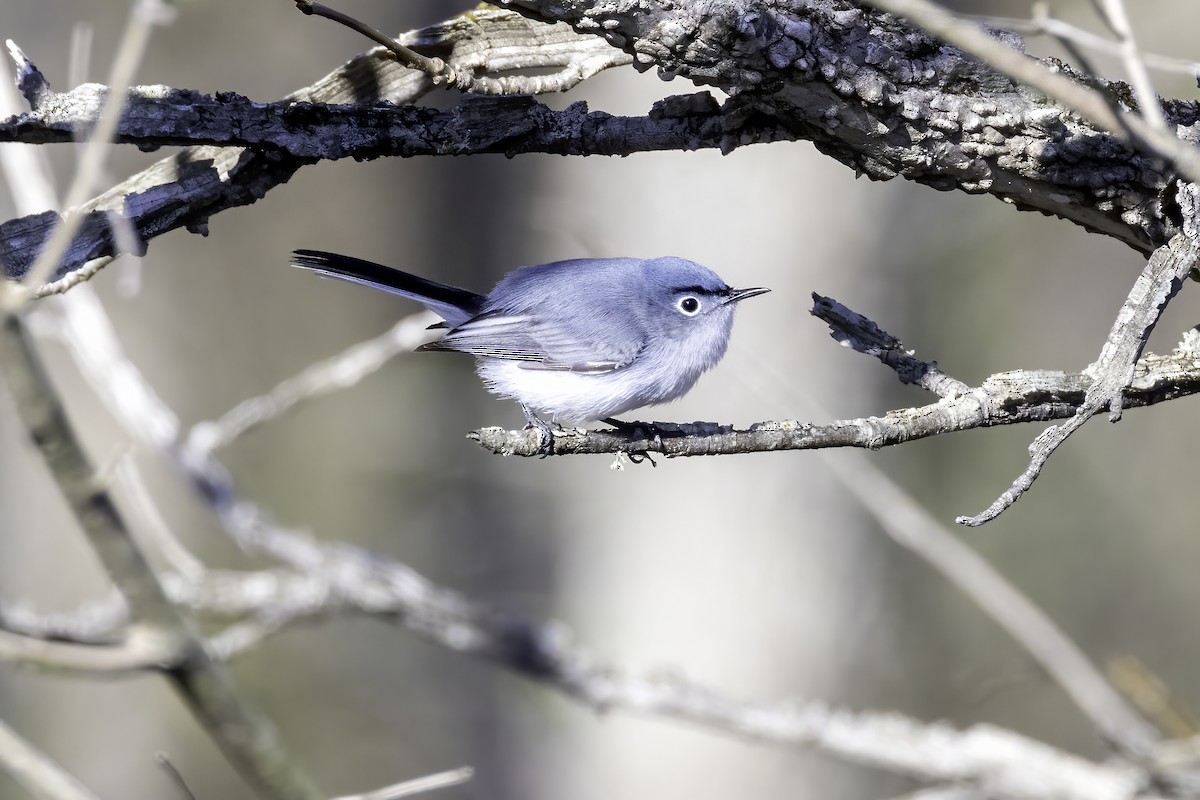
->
723, 287, 770, 304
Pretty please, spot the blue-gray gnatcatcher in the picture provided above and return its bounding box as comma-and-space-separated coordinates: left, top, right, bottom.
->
292, 250, 768, 447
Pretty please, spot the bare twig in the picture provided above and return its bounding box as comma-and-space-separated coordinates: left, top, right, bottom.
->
0, 624, 179, 673
885, 790, 982, 800
959, 225, 1199, 526
813, 294, 970, 398
814, 415, 1160, 754
329, 766, 474, 800
187, 312, 437, 455
1092, 0, 1166, 130
154, 753, 197, 800
976, 10, 1200, 77
0, 716, 100, 800
0, 592, 128, 643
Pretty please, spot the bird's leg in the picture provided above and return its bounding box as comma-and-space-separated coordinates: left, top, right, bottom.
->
521, 404, 555, 457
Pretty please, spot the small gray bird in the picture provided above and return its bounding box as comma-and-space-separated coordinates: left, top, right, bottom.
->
291, 250, 768, 447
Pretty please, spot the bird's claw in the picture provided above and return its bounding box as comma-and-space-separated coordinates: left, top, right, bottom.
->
522, 404, 555, 457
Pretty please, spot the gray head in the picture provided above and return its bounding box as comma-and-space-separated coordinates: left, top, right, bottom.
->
628, 256, 769, 383
637, 256, 768, 332
487, 255, 765, 324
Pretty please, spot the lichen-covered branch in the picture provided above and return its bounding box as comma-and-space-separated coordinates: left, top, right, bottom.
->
2, 3, 1198, 290
960, 224, 1200, 526
0, 85, 788, 159
0, 87, 792, 280
469, 296, 1200, 458
494, 0, 1194, 254
0, 8, 620, 285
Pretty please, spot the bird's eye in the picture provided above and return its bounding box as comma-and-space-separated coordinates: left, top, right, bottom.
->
676, 296, 701, 315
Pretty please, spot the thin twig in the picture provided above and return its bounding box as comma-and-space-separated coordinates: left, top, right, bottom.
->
1092, 0, 1166, 129
187, 312, 438, 455
154, 753, 197, 800
0, 624, 179, 673
329, 766, 474, 800
820, 419, 1159, 753
294, 1, 473, 89
959, 226, 1199, 526
0, 717, 100, 800
975, 9, 1200, 78
812, 294, 971, 397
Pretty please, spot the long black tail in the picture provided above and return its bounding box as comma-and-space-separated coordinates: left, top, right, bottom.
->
291, 250, 485, 325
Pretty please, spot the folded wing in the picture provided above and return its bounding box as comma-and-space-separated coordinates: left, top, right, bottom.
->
421, 310, 644, 372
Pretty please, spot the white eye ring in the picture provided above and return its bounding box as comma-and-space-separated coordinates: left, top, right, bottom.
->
676, 296, 701, 315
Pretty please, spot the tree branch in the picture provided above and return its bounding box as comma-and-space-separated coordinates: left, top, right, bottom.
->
0, 530, 1163, 800
960, 224, 1200, 525
0, 82, 789, 179
0, 716, 100, 800
0, 7, 621, 287
0, 315, 322, 800
493, 0, 1196, 253
2, 3, 1198, 290
854, 0, 1200, 180
469, 297, 1200, 458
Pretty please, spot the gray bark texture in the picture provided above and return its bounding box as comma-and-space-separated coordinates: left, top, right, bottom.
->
0, 2, 1191, 283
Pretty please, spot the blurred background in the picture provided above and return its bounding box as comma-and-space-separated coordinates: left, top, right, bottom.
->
2, 1, 1200, 798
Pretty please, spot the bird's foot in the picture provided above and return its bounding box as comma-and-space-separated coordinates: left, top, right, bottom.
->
522, 405, 556, 457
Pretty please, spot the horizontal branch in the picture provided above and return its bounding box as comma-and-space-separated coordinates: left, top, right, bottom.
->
470, 305, 1200, 458
0, 625, 178, 674
0, 7, 619, 285
470, 350, 1200, 457
0, 87, 787, 160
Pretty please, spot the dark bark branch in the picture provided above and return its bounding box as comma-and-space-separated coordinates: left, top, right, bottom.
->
494, 0, 1195, 254
1, 3, 1197, 289
0, 84, 785, 175
0, 8, 616, 285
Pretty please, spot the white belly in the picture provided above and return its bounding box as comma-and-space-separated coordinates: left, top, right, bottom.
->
477, 356, 704, 423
